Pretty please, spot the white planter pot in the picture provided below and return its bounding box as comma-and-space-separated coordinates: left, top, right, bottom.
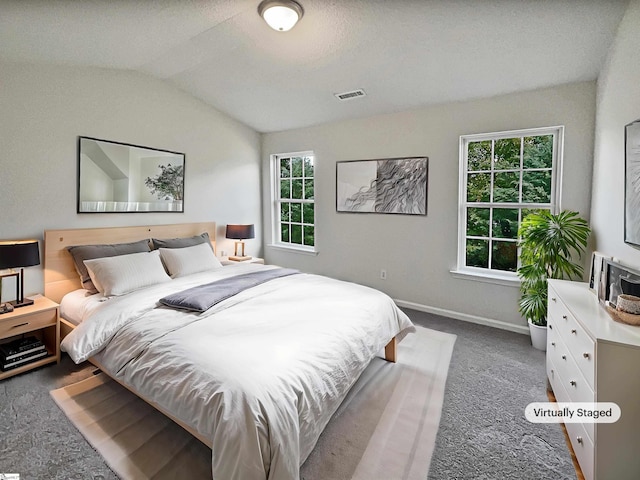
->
528, 319, 547, 351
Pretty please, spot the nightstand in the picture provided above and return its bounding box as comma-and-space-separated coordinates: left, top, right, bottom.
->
220, 256, 265, 266
0, 296, 60, 380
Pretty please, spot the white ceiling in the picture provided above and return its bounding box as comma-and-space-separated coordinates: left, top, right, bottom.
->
0, 0, 629, 133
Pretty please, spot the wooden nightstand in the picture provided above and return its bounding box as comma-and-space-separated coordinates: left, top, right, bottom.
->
0, 296, 60, 380
220, 256, 265, 266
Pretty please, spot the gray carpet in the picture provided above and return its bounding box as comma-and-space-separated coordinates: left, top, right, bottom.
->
0, 309, 575, 480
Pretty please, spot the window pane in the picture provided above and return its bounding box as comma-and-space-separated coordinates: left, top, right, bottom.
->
304, 157, 314, 177
493, 172, 519, 202
291, 203, 302, 223
521, 207, 551, 226
291, 224, 303, 244
468, 141, 492, 171
280, 158, 290, 178
280, 202, 290, 222
304, 179, 314, 199
280, 179, 291, 199
494, 138, 521, 170
492, 208, 518, 239
304, 226, 315, 246
523, 135, 553, 169
467, 207, 490, 237
467, 173, 491, 202
522, 171, 551, 203
292, 179, 303, 199
466, 239, 489, 268
280, 224, 290, 243
303, 203, 314, 224
291, 157, 303, 177
491, 240, 517, 271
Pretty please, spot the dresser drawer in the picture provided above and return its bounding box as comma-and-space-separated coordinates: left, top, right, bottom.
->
548, 333, 594, 404
548, 361, 595, 480
547, 332, 595, 441
565, 414, 595, 480
0, 308, 57, 338
548, 296, 595, 389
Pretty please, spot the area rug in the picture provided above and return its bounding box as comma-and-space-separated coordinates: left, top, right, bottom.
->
50, 326, 456, 480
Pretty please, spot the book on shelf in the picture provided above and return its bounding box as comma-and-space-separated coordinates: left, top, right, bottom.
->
1, 349, 49, 371
0, 336, 44, 361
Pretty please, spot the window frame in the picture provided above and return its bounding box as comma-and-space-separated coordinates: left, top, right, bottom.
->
454, 126, 564, 284
269, 151, 317, 254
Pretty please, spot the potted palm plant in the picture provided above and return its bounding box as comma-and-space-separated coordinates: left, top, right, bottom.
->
517, 210, 591, 350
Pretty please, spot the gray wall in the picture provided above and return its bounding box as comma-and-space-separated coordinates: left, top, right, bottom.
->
0, 61, 262, 301
591, 0, 640, 268
262, 82, 596, 332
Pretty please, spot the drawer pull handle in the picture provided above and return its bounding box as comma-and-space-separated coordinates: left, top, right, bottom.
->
583, 352, 590, 359
549, 325, 553, 330
571, 329, 577, 334
562, 315, 568, 320
570, 380, 577, 387
577, 436, 583, 445
551, 297, 557, 302
561, 355, 567, 360
551, 342, 556, 347
11, 322, 29, 328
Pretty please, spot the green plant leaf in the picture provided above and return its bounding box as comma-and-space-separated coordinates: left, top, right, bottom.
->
517, 209, 591, 325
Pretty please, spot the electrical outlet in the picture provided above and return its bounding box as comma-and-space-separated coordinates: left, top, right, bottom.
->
380, 269, 387, 280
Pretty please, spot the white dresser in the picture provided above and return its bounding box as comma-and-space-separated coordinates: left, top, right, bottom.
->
546, 280, 640, 480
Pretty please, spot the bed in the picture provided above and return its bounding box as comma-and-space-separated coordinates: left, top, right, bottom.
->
44, 222, 415, 480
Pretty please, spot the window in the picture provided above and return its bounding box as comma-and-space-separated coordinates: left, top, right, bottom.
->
271, 152, 316, 252
456, 126, 563, 281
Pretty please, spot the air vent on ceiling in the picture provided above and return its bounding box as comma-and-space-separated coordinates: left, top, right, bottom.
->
334, 89, 366, 101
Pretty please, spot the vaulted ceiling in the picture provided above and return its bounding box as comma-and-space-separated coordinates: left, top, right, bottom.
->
0, 0, 629, 132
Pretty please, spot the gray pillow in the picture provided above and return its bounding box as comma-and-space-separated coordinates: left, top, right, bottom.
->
67, 239, 151, 294
151, 232, 211, 250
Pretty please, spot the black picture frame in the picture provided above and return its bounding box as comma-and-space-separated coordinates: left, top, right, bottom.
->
624, 119, 640, 245
77, 136, 185, 213
599, 259, 640, 307
336, 156, 428, 215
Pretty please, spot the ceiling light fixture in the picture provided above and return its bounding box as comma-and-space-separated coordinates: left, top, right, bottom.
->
258, 0, 304, 32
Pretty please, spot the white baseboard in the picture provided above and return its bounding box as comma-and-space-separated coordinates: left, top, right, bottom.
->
393, 299, 529, 335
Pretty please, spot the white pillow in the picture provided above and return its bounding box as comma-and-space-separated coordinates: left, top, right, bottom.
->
159, 242, 223, 278
83, 250, 171, 296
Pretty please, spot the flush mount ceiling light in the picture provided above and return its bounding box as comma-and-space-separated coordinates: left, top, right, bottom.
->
258, 0, 304, 32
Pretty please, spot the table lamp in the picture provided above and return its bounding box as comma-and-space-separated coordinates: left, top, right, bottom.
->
0, 239, 40, 310
226, 224, 255, 261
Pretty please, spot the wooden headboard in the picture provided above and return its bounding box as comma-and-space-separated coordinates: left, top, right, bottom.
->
44, 222, 216, 303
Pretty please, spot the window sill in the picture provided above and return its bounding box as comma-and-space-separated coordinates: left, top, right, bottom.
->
450, 268, 521, 287
267, 244, 319, 256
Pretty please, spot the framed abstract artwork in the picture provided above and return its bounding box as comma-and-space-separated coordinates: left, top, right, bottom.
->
625, 120, 640, 245
336, 157, 428, 215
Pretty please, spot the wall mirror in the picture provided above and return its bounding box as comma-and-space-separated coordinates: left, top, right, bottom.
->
78, 137, 185, 213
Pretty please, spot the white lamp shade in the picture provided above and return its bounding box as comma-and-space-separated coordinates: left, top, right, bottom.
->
259, 1, 304, 32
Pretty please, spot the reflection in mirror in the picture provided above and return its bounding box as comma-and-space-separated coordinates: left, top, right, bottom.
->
78, 137, 185, 213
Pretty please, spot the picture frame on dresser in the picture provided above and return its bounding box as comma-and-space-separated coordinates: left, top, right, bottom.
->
588, 251, 612, 297
598, 259, 640, 308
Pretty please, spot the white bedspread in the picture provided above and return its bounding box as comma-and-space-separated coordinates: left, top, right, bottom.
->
61, 264, 415, 480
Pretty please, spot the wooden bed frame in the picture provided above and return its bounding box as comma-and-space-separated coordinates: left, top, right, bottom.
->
43, 221, 397, 448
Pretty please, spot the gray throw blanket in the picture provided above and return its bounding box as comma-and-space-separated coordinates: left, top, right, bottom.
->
159, 268, 299, 312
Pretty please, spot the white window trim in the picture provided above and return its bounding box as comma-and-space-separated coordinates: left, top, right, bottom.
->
452, 126, 564, 282
269, 151, 318, 254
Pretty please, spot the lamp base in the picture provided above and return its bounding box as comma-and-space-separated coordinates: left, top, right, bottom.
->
9, 297, 34, 308
228, 255, 252, 262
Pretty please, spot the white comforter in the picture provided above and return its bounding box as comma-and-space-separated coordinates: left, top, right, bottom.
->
61, 264, 415, 480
